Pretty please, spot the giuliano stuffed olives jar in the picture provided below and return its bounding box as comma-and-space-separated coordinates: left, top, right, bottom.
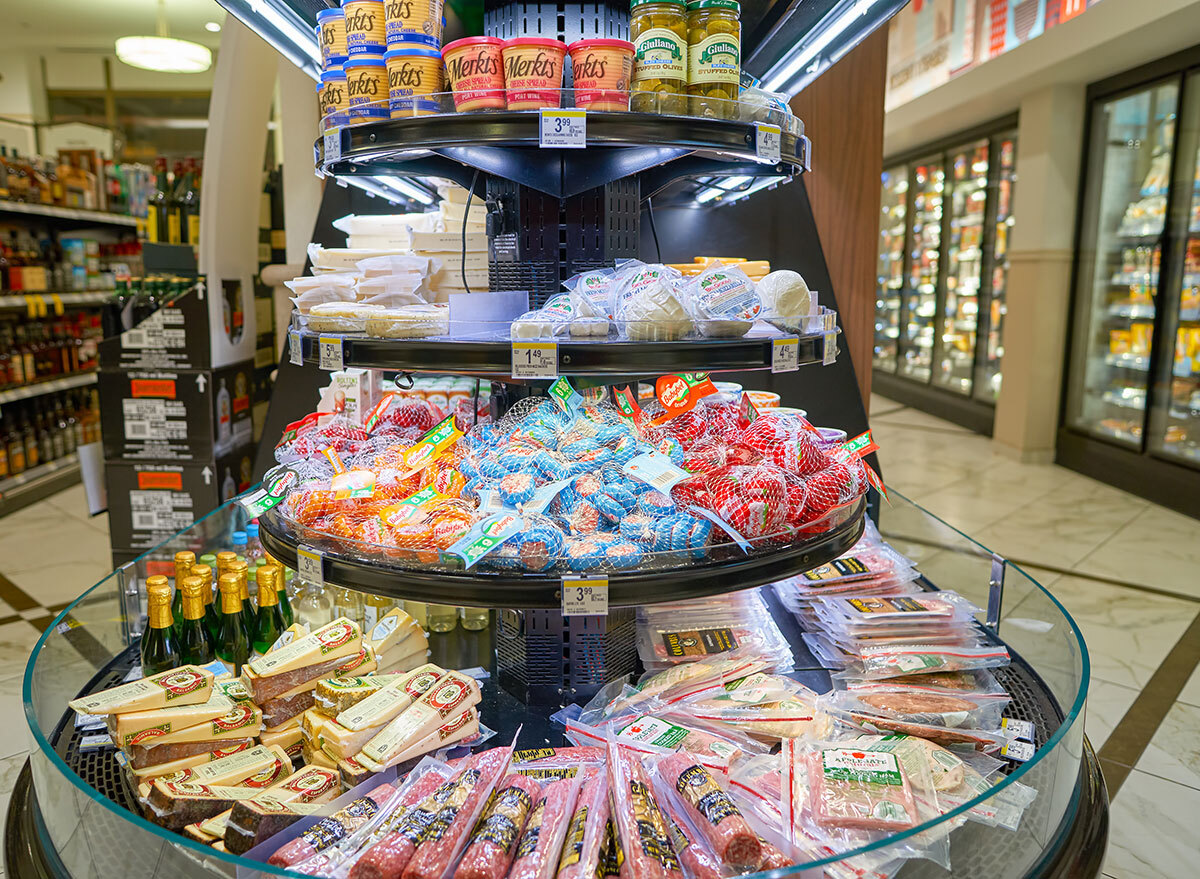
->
686, 0, 740, 119
630, 0, 689, 114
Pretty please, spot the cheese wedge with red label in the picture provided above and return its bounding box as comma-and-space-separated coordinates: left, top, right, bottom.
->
70, 665, 215, 715
313, 673, 407, 715
132, 702, 262, 748
260, 722, 303, 757
129, 740, 257, 782
357, 706, 479, 771
336, 644, 378, 676
365, 608, 425, 655
248, 618, 361, 677
338, 754, 377, 789
109, 690, 235, 749
359, 670, 479, 765
216, 678, 254, 704
137, 744, 292, 801
152, 764, 338, 833
302, 740, 338, 769
336, 664, 444, 731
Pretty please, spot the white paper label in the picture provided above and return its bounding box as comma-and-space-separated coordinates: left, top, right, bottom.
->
318, 336, 344, 371
297, 545, 324, 586
823, 330, 837, 365
755, 123, 782, 164
1001, 718, 1035, 743
79, 733, 113, 750
772, 336, 799, 372
289, 331, 302, 366
540, 109, 586, 148
512, 341, 558, 378
323, 130, 341, 165
561, 576, 608, 617
1001, 739, 1035, 762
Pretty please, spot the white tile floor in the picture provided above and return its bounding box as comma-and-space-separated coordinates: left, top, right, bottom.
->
0, 399, 1194, 877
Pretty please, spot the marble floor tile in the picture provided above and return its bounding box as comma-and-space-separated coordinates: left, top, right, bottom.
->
1085, 680, 1141, 752
1177, 665, 1200, 708
1074, 504, 1200, 600
0, 621, 45, 672
0, 674, 27, 761
1106, 769, 1200, 878
43, 482, 104, 522
1008, 574, 1197, 690
1133, 700, 1200, 789
5, 559, 115, 609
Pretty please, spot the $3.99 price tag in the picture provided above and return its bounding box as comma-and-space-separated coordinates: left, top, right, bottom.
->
512, 340, 558, 378
540, 109, 586, 148
296, 546, 324, 586
318, 336, 344, 371
323, 129, 341, 165
772, 336, 799, 372
561, 575, 608, 616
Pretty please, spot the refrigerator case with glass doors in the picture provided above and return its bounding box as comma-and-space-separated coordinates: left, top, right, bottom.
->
873, 166, 908, 371
976, 135, 1016, 401
900, 160, 945, 381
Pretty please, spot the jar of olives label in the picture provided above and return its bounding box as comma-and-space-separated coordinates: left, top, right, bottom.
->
688, 35, 739, 86
633, 28, 687, 82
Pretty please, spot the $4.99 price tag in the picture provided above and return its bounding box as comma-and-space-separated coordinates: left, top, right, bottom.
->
822, 330, 837, 366
540, 109, 586, 148
755, 123, 782, 164
318, 336, 344, 371
296, 546, 324, 586
772, 336, 799, 372
562, 575, 608, 616
512, 340, 558, 378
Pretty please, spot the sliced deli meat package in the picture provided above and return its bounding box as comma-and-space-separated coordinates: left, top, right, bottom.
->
826, 686, 1010, 731
852, 644, 1011, 681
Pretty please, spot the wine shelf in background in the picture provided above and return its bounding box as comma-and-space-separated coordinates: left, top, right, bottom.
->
0, 452, 80, 515
0, 200, 137, 228
0, 292, 112, 309
0, 371, 97, 406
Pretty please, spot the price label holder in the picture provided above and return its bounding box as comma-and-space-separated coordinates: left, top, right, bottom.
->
823, 331, 837, 366
755, 123, 782, 164
297, 545, 324, 586
512, 340, 558, 378
771, 336, 799, 372
318, 336, 344, 371
289, 331, 302, 366
562, 575, 608, 617
540, 109, 586, 149
323, 129, 342, 166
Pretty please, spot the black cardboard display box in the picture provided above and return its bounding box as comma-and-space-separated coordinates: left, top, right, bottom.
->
99, 360, 255, 462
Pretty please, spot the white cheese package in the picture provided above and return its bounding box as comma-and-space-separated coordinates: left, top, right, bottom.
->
305, 302, 386, 333
609, 261, 693, 341
510, 294, 574, 340
332, 212, 442, 237
683, 262, 762, 338
562, 268, 615, 332
757, 270, 816, 332
365, 304, 450, 339
356, 254, 443, 279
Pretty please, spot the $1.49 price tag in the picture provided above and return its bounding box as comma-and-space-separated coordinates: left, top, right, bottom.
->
318, 336, 344, 371
755, 123, 782, 164
562, 575, 608, 616
512, 340, 558, 378
772, 336, 799, 372
297, 546, 324, 586
540, 109, 586, 148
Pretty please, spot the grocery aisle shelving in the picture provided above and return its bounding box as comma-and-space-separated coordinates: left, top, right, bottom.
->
0, 371, 97, 406
0, 200, 137, 228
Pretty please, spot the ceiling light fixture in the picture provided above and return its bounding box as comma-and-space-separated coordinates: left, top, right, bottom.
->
116, 0, 213, 74
205, 21, 222, 32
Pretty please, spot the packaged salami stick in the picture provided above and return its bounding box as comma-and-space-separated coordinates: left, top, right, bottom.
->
651, 753, 761, 871
270, 783, 397, 867
606, 743, 682, 879
509, 773, 584, 879
453, 772, 541, 879
554, 768, 609, 879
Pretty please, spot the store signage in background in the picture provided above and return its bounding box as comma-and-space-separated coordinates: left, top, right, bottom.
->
885, 0, 1103, 111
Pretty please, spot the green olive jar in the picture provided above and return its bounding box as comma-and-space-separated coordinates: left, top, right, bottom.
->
630, 0, 690, 114
686, 0, 740, 119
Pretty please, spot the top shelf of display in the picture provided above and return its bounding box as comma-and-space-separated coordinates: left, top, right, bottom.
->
316, 92, 807, 198
0, 199, 138, 228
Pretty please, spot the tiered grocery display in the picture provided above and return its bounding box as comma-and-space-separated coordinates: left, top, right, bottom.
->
11, 1, 1106, 877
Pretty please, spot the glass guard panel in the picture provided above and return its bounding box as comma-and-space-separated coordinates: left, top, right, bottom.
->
934, 140, 989, 394
900, 159, 944, 382
976, 133, 1017, 402
873, 165, 908, 372
1067, 80, 1180, 446
1149, 70, 1200, 467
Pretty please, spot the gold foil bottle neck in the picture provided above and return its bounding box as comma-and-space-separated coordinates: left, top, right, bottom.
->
180, 576, 206, 620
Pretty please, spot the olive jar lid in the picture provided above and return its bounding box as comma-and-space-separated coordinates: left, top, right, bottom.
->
631, 0, 687, 9
686, 0, 741, 11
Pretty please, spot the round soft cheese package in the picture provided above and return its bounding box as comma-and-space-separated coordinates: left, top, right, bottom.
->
758, 269, 814, 332
510, 293, 574, 340
619, 272, 693, 340
365, 304, 449, 338
687, 263, 761, 337
306, 302, 385, 333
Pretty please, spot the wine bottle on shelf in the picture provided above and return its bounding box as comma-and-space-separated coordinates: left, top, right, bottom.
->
167, 161, 184, 245
172, 550, 196, 637
230, 559, 255, 644
193, 562, 218, 645
215, 573, 251, 675
264, 552, 295, 627
177, 576, 214, 665
427, 603, 457, 633
294, 578, 333, 629
147, 158, 170, 244
141, 576, 180, 675
461, 607, 489, 631
252, 565, 287, 656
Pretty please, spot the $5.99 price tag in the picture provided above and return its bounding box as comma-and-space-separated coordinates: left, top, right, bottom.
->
540, 109, 586, 148
772, 336, 799, 372
755, 123, 782, 164
297, 546, 324, 586
289, 331, 302, 366
562, 575, 608, 616
512, 340, 558, 378
318, 336, 344, 371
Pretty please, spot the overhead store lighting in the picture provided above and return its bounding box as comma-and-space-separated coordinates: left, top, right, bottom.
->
205, 21, 223, 32
215, 0, 322, 81
116, 0, 213, 73
694, 175, 787, 206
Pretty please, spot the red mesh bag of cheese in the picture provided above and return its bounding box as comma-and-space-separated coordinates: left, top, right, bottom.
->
660, 408, 709, 450
382, 398, 441, 432
703, 465, 790, 541
703, 394, 744, 443
680, 438, 729, 476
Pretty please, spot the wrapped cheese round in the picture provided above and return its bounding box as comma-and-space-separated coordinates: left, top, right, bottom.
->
687, 263, 761, 337
612, 264, 692, 340
364, 304, 449, 338
758, 270, 814, 332
511, 294, 574, 339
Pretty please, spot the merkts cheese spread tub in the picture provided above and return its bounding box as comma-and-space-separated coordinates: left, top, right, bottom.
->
316, 8, 348, 67
442, 36, 505, 111
343, 0, 386, 55
344, 54, 389, 122
568, 38, 635, 111
383, 0, 443, 48
384, 44, 444, 117
317, 69, 350, 128
501, 37, 568, 109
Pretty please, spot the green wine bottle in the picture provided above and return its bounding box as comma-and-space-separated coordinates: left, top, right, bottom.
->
230, 560, 256, 645
192, 563, 219, 646
140, 576, 180, 675
172, 550, 195, 638
214, 572, 251, 675
177, 576, 214, 665
265, 552, 295, 627
252, 565, 287, 656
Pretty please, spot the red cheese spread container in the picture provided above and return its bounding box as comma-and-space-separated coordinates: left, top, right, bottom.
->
442, 36, 506, 111
568, 38, 635, 111
501, 37, 568, 110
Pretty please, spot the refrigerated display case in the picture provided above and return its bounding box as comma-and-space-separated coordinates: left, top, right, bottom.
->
1059, 51, 1200, 518
872, 120, 1018, 433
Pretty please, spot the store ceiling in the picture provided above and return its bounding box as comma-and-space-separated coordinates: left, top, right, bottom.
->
0, 0, 225, 51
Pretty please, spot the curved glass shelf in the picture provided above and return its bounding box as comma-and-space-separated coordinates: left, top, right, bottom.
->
19, 490, 1095, 878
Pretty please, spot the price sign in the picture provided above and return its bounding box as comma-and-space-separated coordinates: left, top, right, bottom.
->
822, 331, 837, 365
562, 575, 608, 616
512, 340, 558, 378
318, 336, 344, 371
772, 336, 799, 372
323, 129, 341, 166
540, 109, 587, 148
1001, 739, 1035, 762
755, 123, 782, 164
297, 545, 324, 586
289, 331, 302, 366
